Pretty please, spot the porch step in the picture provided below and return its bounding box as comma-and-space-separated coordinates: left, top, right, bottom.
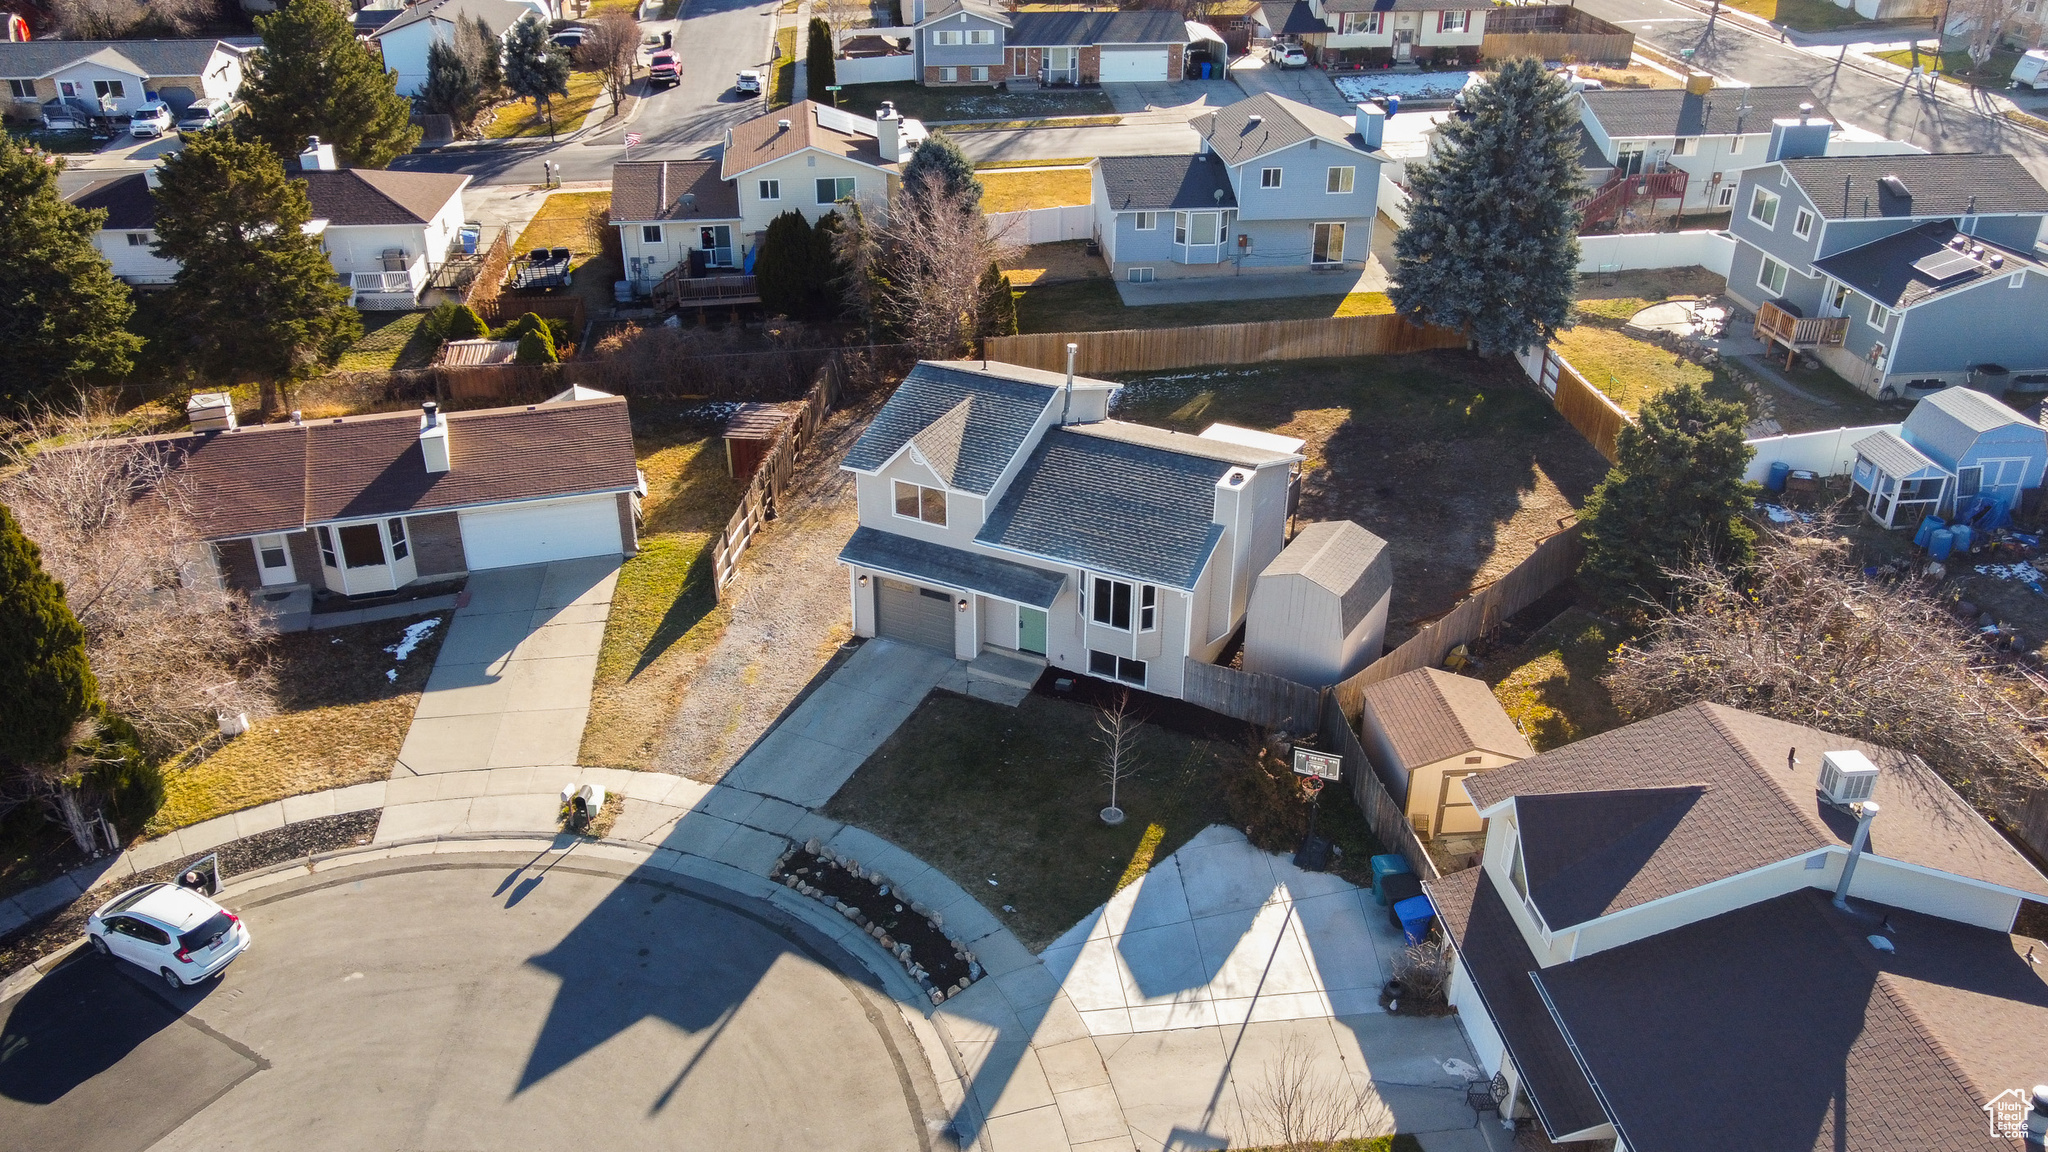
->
969, 647, 1046, 690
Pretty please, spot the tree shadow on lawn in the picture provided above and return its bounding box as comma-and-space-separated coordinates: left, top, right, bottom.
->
629, 545, 718, 679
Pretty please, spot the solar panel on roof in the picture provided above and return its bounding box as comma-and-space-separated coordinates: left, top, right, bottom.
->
1910, 250, 1980, 281
813, 105, 876, 136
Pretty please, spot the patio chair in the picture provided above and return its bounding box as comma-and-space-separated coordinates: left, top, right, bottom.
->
550, 247, 572, 263
1466, 1072, 1508, 1118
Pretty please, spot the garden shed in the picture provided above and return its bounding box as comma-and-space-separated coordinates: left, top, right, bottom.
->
1898, 387, 2048, 516
1850, 429, 1950, 529
1357, 667, 1532, 841
723, 403, 795, 481
1242, 519, 1391, 687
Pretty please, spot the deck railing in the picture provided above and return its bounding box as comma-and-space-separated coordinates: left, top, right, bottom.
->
1754, 300, 1848, 348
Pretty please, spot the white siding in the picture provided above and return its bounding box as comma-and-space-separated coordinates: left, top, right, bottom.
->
616, 216, 744, 288
93, 228, 180, 284
735, 150, 893, 235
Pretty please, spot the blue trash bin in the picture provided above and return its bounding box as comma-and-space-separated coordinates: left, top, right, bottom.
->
1201, 61, 1212, 78
1394, 894, 1435, 945
1370, 854, 1412, 905
1766, 461, 1790, 493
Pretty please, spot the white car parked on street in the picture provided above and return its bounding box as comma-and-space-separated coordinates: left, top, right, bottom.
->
87, 882, 251, 989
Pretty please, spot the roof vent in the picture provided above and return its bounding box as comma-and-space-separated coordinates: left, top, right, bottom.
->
1970, 243, 1986, 259
1246, 113, 1263, 129
186, 391, 236, 433
1990, 254, 2005, 269
777, 118, 791, 130
1878, 174, 1909, 199
1818, 750, 1879, 808
1950, 234, 1969, 250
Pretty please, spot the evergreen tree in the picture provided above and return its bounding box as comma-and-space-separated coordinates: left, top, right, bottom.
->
239, 0, 421, 167
810, 210, 845, 320
503, 15, 571, 139
1390, 58, 1581, 356
151, 132, 361, 416
900, 132, 981, 215
976, 261, 1017, 338
806, 17, 836, 98
756, 210, 818, 319
831, 199, 890, 342
514, 325, 558, 364
445, 303, 489, 340
0, 133, 140, 409
1579, 382, 1757, 602
0, 503, 99, 767
423, 39, 482, 130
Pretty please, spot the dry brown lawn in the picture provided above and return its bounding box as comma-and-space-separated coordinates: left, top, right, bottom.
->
1574, 64, 1685, 89
146, 612, 450, 835
514, 190, 612, 256
1002, 239, 1110, 288
979, 167, 1093, 214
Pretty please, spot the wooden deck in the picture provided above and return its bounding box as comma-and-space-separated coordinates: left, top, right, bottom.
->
1753, 300, 1848, 369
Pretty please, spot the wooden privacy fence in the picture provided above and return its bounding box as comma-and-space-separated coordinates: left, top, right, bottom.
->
1181, 659, 1324, 733
334, 345, 909, 407
475, 294, 587, 336
1481, 5, 1635, 63
983, 313, 1465, 376
1321, 694, 1437, 881
1526, 345, 1631, 463
711, 360, 843, 594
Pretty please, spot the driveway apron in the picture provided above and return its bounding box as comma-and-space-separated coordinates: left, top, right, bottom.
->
395, 557, 618, 775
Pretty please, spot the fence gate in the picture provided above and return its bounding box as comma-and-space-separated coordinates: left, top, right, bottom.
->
1538, 348, 1561, 398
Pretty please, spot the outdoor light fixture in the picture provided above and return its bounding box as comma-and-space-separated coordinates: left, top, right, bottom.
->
858, 574, 869, 587
957, 598, 969, 612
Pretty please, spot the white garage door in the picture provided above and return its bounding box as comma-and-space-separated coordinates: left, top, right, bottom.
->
875, 577, 957, 653
1099, 47, 1168, 83
458, 495, 623, 570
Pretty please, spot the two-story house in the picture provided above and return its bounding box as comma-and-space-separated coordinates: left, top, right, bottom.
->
1427, 703, 2048, 1148
1298, 0, 1485, 67
1575, 83, 1830, 222
68, 139, 470, 309
1722, 143, 2048, 396
720, 99, 924, 238
837, 359, 1311, 700
608, 159, 745, 296
368, 0, 550, 97
907, 0, 1190, 84
0, 38, 246, 123
1091, 93, 1383, 282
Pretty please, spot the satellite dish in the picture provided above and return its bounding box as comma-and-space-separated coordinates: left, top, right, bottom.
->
682, 192, 696, 210
1213, 188, 1225, 204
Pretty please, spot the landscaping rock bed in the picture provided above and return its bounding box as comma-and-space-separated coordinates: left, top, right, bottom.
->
773, 842, 979, 1003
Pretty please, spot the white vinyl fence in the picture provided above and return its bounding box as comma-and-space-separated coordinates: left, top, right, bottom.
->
986, 203, 1093, 245
1577, 229, 1735, 277
1742, 424, 1899, 484
834, 54, 917, 84
1378, 173, 1411, 230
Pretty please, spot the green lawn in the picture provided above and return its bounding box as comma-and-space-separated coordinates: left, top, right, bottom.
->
483, 69, 606, 139
1719, 0, 1881, 31
771, 27, 796, 107
1015, 278, 1396, 334
336, 311, 441, 373
1484, 607, 1628, 752
834, 80, 1116, 123
1869, 47, 2022, 89
1552, 324, 1715, 416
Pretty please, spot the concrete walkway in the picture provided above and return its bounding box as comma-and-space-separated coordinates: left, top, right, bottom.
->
395, 558, 618, 776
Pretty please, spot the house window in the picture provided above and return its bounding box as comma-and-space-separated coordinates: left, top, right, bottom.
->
700, 224, 734, 265
1757, 255, 1789, 296
1829, 283, 1850, 311
938, 66, 958, 81
1438, 9, 1467, 31
1326, 166, 1355, 194
1127, 266, 1154, 282
1867, 300, 1889, 329
1088, 649, 1148, 686
817, 177, 856, 204
7, 79, 32, 99
1749, 185, 1780, 227
1673, 137, 1698, 156
759, 179, 780, 200
1174, 211, 1220, 245
316, 525, 338, 568
1793, 207, 1814, 239
1716, 184, 1736, 207
126, 232, 149, 246
1728, 135, 1746, 154
1091, 577, 1134, 630
387, 518, 409, 561
1133, 211, 1157, 230
59, 81, 77, 98
967, 28, 995, 43
642, 225, 662, 243
893, 479, 947, 526
1261, 167, 1282, 189
337, 523, 385, 569
1338, 11, 1383, 32
969, 65, 989, 81
931, 29, 962, 44
93, 79, 124, 99
1139, 584, 1156, 631
256, 535, 290, 571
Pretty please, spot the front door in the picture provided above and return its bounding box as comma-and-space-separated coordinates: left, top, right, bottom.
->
254, 534, 296, 587
1393, 29, 1413, 60
699, 225, 733, 267
1017, 606, 1047, 656
1311, 222, 1346, 266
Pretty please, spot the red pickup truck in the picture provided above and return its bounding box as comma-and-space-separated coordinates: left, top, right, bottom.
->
649, 51, 679, 88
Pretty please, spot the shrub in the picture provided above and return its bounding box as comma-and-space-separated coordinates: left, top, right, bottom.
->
1223, 735, 1313, 853
442, 302, 488, 340
514, 325, 557, 364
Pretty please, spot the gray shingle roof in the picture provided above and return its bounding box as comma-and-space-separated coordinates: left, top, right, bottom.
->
1853, 429, 1944, 478
1262, 519, 1392, 632
1811, 221, 2044, 310
839, 526, 1066, 607
1008, 10, 1188, 45
373, 0, 532, 39
1778, 153, 2048, 221
1096, 154, 1237, 211
1197, 91, 1372, 166
1320, 0, 1480, 13
0, 38, 238, 80
609, 159, 742, 222
67, 174, 157, 231
1257, 0, 1332, 34
1901, 386, 2043, 465
842, 361, 1108, 495
916, 0, 1012, 27
1579, 85, 1827, 139
977, 426, 1231, 588
1358, 667, 1532, 769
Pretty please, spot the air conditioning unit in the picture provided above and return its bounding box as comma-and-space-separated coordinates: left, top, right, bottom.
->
1818, 750, 1879, 808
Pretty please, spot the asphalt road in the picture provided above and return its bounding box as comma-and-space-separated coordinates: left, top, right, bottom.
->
0, 853, 939, 1152
1578, 0, 2048, 183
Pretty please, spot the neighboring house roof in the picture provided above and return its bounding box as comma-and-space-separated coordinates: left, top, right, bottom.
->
721, 100, 895, 180
1261, 519, 1393, 634
1575, 124, 1612, 174
609, 159, 743, 222
840, 33, 910, 55
978, 421, 1292, 589
1427, 868, 1607, 1141
1852, 428, 1944, 477
1320, 0, 1478, 13
1902, 385, 2044, 463
1579, 85, 1828, 139
1359, 667, 1533, 767
353, 8, 403, 33
1777, 152, 2048, 220
1008, 10, 1189, 45
1811, 221, 2045, 310
1197, 91, 1375, 165
915, 0, 1011, 27
90, 398, 639, 540
1532, 886, 2048, 1152
66, 169, 467, 231
839, 526, 1065, 607
0, 38, 237, 79
67, 174, 156, 231
842, 360, 1105, 495
1256, 1, 1333, 35
1462, 703, 2048, 928
373, 0, 532, 39
1096, 153, 1237, 211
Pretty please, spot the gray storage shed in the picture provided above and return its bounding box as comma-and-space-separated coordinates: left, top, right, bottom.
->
1242, 520, 1392, 687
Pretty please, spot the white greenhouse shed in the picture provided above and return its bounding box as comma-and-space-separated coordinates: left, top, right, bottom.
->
1242, 520, 1392, 687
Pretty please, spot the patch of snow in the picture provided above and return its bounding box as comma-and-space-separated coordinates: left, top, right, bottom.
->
385, 616, 441, 661
386, 668, 398, 682
1334, 71, 1475, 103
1976, 561, 2046, 583
1441, 1057, 1480, 1080
1757, 503, 1811, 524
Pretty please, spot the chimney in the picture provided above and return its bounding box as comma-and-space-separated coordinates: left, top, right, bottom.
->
876, 101, 901, 163
1831, 800, 1880, 910
1060, 342, 1077, 425
299, 135, 338, 172
1766, 116, 1830, 163
419, 401, 450, 473
1685, 70, 1713, 96
1355, 101, 1385, 150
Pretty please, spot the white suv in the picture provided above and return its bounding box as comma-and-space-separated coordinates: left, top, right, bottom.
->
129, 100, 173, 137
87, 882, 251, 989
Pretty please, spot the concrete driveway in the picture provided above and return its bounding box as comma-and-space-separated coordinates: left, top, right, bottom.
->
1104, 78, 1242, 113
395, 558, 618, 775
1229, 56, 1352, 115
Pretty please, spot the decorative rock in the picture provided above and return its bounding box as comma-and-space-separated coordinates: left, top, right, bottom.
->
878, 934, 895, 949
805, 838, 821, 854
929, 989, 945, 1005
968, 961, 984, 981
929, 912, 944, 928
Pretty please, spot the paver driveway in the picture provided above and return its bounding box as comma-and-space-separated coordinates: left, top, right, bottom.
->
396, 558, 618, 775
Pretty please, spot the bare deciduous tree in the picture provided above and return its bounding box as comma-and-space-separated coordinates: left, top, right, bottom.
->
4, 409, 275, 758
51, 0, 144, 39
868, 170, 1014, 358
1946, 0, 2029, 71
1394, 937, 1453, 1006
575, 10, 641, 115
1096, 690, 1143, 819
1246, 1035, 1396, 1152
145, 0, 222, 36
1605, 523, 2042, 815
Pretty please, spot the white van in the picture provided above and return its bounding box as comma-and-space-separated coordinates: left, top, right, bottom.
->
2013, 49, 2048, 91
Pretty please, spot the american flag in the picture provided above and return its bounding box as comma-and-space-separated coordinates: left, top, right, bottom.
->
624, 132, 641, 149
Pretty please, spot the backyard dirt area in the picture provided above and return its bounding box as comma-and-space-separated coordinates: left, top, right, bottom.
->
1112, 352, 1609, 648
1002, 239, 1110, 288
647, 394, 887, 781
1481, 603, 1630, 752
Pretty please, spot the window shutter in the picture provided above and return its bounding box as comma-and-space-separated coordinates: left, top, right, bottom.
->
1436, 10, 1444, 31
